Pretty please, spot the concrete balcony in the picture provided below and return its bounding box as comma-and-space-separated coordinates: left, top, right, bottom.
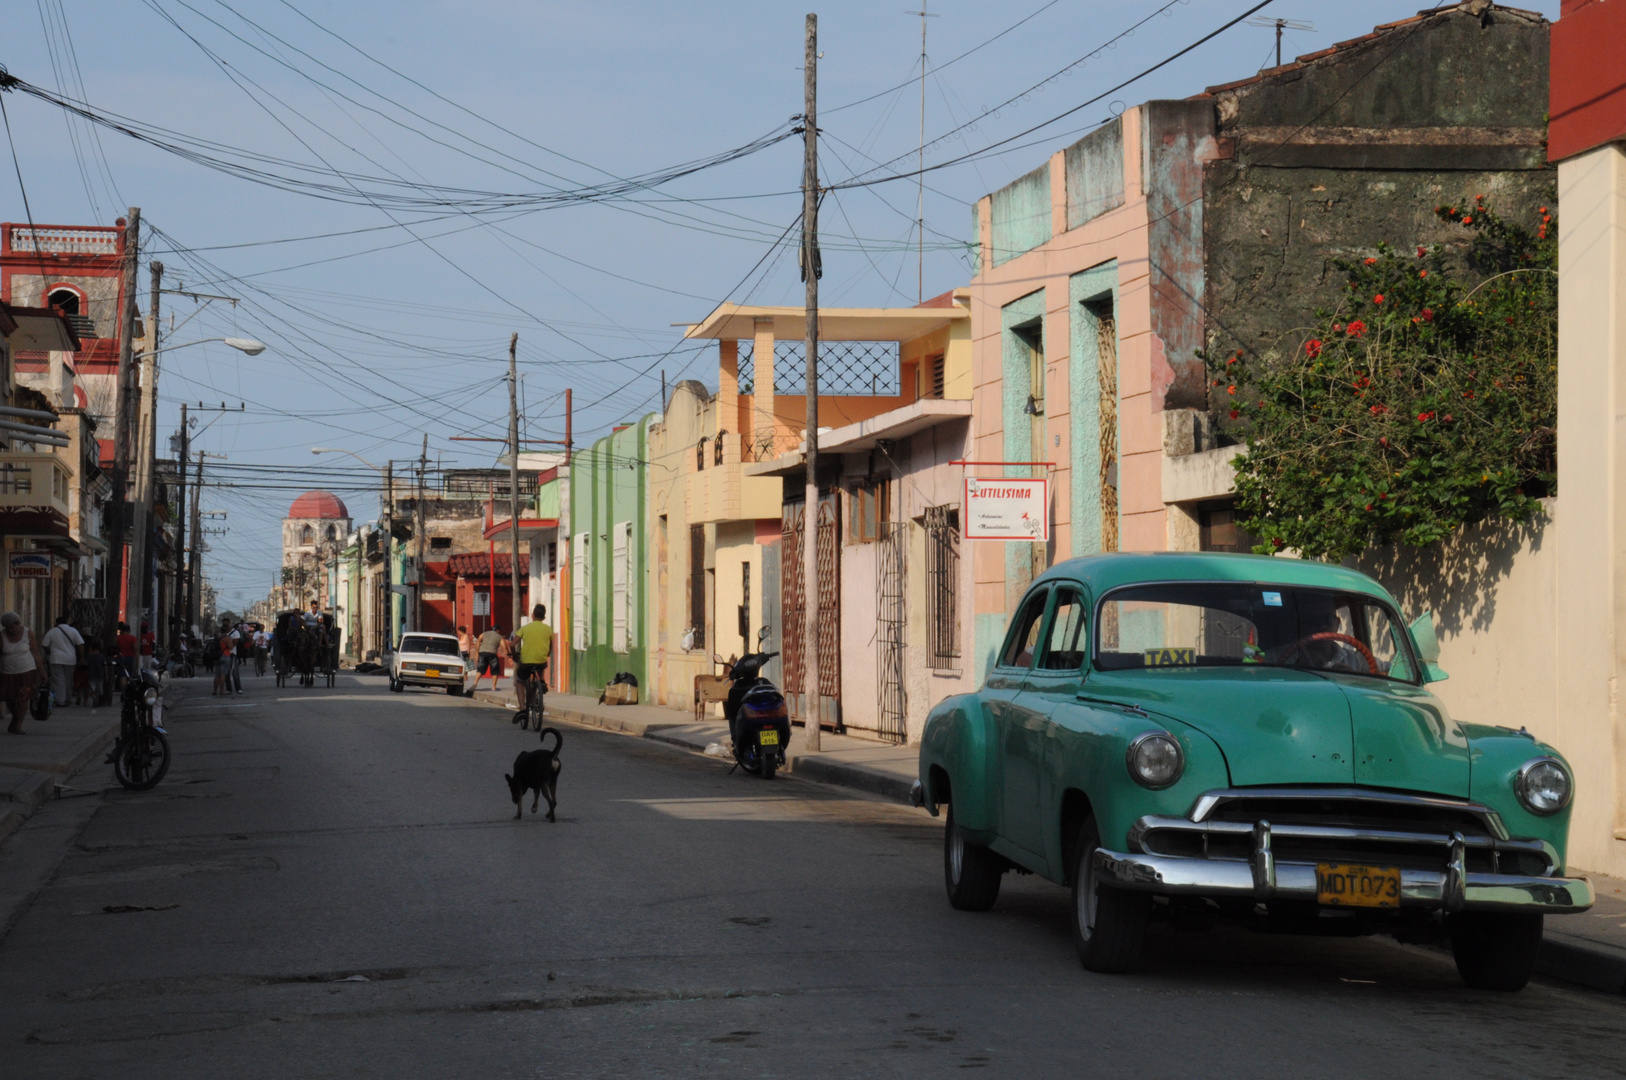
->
688, 461, 780, 525
0, 451, 72, 537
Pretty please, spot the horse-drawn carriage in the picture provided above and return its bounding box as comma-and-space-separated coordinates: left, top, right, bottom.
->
274, 611, 339, 688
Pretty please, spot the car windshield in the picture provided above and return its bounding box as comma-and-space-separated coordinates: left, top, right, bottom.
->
399, 636, 459, 656
1095, 582, 1416, 682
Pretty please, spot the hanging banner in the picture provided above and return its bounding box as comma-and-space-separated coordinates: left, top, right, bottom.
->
8, 551, 53, 579
964, 477, 1049, 541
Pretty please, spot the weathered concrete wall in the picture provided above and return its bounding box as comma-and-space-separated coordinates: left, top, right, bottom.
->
1145, 100, 1216, 413
1201, 6, 1552, 367
990, 163, 1053, 267
1065, 118, 1125, 230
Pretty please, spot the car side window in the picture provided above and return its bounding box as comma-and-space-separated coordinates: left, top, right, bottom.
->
1039, 588, 1087, 670
999, 589, 1050, 669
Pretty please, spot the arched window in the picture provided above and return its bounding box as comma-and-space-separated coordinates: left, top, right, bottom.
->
46, 288, 80, 315
300, 525, 314, 545
325, 525, 336, 541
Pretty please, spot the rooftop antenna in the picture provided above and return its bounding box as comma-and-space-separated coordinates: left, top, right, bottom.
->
906, 2, 938, 303
1245, 16, 1316, 69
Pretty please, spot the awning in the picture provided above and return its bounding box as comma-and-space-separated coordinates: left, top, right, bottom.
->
482, 516, 557, 542
744, 398, 972, 477
447, 551, 522, 577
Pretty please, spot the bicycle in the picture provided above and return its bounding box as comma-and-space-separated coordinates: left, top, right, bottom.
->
108, 669, 171, 791
513, 665, 547, 731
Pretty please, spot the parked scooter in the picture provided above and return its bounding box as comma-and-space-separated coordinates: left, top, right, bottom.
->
720, 627, 789, 779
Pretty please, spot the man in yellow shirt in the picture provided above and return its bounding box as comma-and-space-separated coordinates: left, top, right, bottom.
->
510, 605, 554, 716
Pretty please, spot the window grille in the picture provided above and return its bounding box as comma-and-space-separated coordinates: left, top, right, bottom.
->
925, 505, 960, 667
737, 340, 901, 396
688, 525, 705, 648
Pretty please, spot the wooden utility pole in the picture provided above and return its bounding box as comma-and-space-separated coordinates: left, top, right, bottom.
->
413, 432, 428, 632
508, 333, 522, 636
559, 388, 572, 692
104, 207, 139, 642
802, 13, 822, 752
128, 259, 161, 628
186, 449, 202, 639
382, 461, 393, 651
171, 402, 189, 651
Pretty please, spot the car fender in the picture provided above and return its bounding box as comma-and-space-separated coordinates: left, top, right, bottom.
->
1462, 723, 1574, 869
918, 692, 996, 837
1043, 703, 1231, 875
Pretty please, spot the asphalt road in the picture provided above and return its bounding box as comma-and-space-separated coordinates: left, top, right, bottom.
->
1, 673, 1623, 1079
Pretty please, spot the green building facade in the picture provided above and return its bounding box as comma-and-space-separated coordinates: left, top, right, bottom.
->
568, 418, 652, 695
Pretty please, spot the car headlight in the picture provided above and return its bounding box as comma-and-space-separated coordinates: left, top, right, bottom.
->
1126, 731, 1184, 789
1515, 757, 1572, 815
142, 687, 159, 707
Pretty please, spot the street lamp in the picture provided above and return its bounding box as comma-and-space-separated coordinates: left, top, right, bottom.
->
136, 336, 268, 359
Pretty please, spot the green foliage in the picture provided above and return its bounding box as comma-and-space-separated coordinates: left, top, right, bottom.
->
1214, 196, 1556, 561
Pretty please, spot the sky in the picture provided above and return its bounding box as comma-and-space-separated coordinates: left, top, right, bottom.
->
0, 0, 1561, 611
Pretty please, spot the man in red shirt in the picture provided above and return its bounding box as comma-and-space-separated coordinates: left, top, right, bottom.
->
114, 622, 137, 689
138, 622, 157, 673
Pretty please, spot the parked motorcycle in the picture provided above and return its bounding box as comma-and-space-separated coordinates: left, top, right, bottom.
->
108, 667, 171, 791
720, 627, 789, 779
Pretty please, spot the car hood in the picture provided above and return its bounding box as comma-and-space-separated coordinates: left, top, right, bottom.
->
1087, 667, 1470, 796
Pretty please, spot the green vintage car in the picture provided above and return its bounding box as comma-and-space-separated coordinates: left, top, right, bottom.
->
912, 553, 1592, 990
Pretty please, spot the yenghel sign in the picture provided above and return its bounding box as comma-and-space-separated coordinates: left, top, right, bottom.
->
963, 477, 1048, 541
8, 552, 53, 579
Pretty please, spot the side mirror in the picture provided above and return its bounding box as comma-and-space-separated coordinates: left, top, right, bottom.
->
758, 625, 772, 643
1408, 612, 1449, 683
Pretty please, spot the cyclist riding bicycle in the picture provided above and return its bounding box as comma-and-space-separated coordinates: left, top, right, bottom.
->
510, 604, 553, 723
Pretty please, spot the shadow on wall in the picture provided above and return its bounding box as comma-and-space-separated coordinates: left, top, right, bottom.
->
1351, 500, 1551, 636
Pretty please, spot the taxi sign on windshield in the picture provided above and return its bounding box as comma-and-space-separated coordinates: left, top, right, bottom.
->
1143, 648, 1196, 667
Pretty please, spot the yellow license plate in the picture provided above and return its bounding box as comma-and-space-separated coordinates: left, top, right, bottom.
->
425, 669, 440, 678
1316, 863, 1401, 908
759, 730, 780, 746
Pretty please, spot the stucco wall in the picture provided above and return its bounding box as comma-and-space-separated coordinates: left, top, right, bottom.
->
645, 382, 712, 709
990, 163, 1053, 267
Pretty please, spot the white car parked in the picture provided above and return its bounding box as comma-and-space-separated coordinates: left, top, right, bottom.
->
389, 632, 467, 695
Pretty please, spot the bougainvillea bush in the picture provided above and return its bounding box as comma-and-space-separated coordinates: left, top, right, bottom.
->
1216, 196, 1556, 560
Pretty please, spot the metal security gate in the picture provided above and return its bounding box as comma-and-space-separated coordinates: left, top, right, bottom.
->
780, 494, 841, 728
876, 522, 908, 743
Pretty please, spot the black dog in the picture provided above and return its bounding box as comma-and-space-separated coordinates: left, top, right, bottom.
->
506, 728, 562, 821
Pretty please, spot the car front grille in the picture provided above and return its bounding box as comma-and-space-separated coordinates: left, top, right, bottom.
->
1132, 788, 1554, 878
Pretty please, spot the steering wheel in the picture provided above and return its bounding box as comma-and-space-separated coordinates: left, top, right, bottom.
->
1277, 631, 1379, 675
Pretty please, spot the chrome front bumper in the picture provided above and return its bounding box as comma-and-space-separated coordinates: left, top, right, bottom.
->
1096, 813, 1594, 915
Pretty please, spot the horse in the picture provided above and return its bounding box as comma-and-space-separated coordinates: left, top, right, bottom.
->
294, 624, 325, 687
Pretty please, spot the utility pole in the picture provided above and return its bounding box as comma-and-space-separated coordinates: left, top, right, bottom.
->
186, 449, 203, 639
560, 387, 572, 692
171, 402, 189, 652
382, 460, 393, 652
508, 333, 522, 636
128, 259, 161, 629
414, 433, 428, 632
802, 13, 822, 753
105, 207, 139, 643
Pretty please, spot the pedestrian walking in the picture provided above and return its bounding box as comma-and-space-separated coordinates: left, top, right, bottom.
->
1, 612, 44, 734
114, 621, 137, 689
41, 614, 84, 708
457, 625, 474, 665
212, 621, 234, 696
138, 622, 157, 672
84, 639, 108, 708
475, 625, 504, 691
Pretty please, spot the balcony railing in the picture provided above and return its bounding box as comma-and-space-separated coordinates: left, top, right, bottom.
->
0, 452, 71, 515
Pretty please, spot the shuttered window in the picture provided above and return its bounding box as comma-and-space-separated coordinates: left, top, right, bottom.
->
612, 521, 631, 654
572, 531, 589, 650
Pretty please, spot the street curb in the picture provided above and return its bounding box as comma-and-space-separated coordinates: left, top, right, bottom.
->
0, 769, 56, 812
0, 808, 22, 846
1540, 934, 1626, 995
787, 754, 916, 805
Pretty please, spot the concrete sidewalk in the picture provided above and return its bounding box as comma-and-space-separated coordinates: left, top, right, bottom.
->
467, 684, 1626, 996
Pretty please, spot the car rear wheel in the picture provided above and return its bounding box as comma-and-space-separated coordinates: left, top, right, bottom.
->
1450, 911, 1543, 991
943, 802, 1002, 911
389, 677, 403, 693
1070, 813, 1150, 974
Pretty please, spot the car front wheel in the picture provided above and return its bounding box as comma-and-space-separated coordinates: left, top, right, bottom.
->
1450, 911, 1543, 991
943, 802, 1002, 911
1070, 813, 1150, 974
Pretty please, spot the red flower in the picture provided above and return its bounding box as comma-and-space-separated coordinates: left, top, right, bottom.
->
1443, 414, 1453, 422
1462, 216, 1473, 225
1419, 270, 1428, 279
1227, 384, 1237, 395
1305, 339, 1322, 358
1226, 356, 1238, 365
1416, 411, 1436, 422
1373, 294, 1385, 305
1420, 308, 1434, 321
1364, 257, 1377, 266
1540, 206, 1548, 214
1332, 323, 1343, 333
1347, 320, 1367, 338
1365, 504, 1373, 511
1229, 409, 1240, 420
